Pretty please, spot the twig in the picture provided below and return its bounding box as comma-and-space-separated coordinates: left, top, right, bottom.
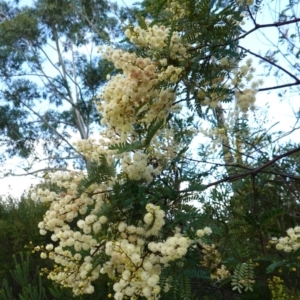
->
204, 146, 300, 189
238, 45, 300, 83
235, 18, 300, 42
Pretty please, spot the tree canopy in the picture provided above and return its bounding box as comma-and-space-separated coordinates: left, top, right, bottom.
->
2, 0, 300, 299
0, 0, 123, 175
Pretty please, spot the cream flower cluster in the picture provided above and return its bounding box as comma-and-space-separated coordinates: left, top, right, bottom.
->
74, 138, 113, 164
211, 265, 231, 281
199, 58, 261, 112
98, 49, 181, 142
235, 88, 256, 112
42, 248, 100, 295
200, 243, 222, 270
165, 0, 186, 20
122, 151, 160, 182
125, 25, 187, 60
32, 173, 110, 295
196, 226, 213, 237
101, 205, 193, 300
199, 58, 264, 155
33, 180, 212, 299
89, 24, 189, 183
33, 169, 211, 299
272, 226, 300, 252
101, 225, 207, 300
231, 59, 262, 112
199, 242, 231, 281
199, 126, 228, 152
66, 23, 195, 187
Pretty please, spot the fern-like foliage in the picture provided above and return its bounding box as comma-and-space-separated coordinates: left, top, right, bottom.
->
144, 118, 165, 146
160, 261, 211, 300
77, 155, 115, 194
108, 141, 143, 154
108, 118, 164, 154
231, 262, 254, 293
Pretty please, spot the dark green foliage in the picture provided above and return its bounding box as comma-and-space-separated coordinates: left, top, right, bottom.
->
231, 262, 254, 292
144, 118, 165, 146
109, 141, 144, 154
124, 0, 300, 297
0, 196, 50, 278
0, 251, 99, 300
0, 194, 112, 300
0, 197, 51, 299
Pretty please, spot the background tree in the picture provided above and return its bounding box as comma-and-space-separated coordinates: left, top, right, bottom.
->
0, 0, 123, 176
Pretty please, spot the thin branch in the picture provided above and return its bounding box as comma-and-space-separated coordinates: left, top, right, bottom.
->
31, 48, 78, 106
235, 18, 300, 42
2, 167, 75, 178
246, 5, 256, 26
258, 82, 300, 92
19, 100, 79, 153
38, 155, 83, 162
35, 41, 86, 105
182, 156, 300, 182
182, 156, 252, 170
78, 0, 109, 41
204, 146, 300, 189
238, 45, 300, 83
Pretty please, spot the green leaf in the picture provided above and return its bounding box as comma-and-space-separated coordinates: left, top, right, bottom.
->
0, 279, 14, 300
108, 141, 143, 154
260, 208, 287, 225
266, 261, 284, 274
77, 155, 115, 194
243, 212, 260, 229
144, 118, 164, 146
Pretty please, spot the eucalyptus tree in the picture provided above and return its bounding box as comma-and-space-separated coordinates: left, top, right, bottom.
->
0, 0, 123, 176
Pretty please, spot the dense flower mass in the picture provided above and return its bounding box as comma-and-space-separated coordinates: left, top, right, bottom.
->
272, 226, 300, 252
33, 173, 212, 298
32, 17, 263, 299
72, 23, 190, 185
98, 24, 186, 142
31, 24, 201, 299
